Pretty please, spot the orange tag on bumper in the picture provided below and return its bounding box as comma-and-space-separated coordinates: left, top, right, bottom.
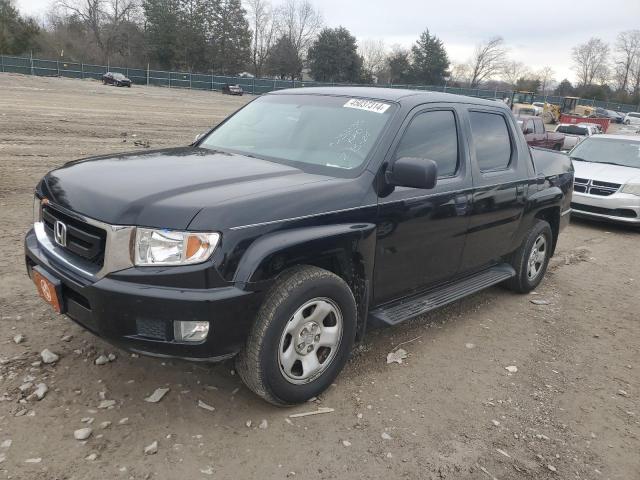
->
32, 269, 62, 313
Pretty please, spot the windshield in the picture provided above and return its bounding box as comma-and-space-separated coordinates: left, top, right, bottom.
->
113, 73, 125, 80
557, 125, 588, 135
200, 94, 396, 171
570, 137, 640, 168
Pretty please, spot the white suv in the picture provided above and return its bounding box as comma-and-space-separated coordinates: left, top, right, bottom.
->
624, 112, 640, 126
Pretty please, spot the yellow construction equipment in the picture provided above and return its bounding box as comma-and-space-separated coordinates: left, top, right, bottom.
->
510, 91, 536, 115
541, 97, 595, 124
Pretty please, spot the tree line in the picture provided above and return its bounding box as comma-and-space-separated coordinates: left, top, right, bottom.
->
1, 0, 639, 105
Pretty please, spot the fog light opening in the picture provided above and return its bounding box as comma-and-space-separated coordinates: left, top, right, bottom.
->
174, 321, 209, 342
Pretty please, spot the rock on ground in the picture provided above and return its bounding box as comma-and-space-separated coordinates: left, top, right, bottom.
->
40, 349, 59, 364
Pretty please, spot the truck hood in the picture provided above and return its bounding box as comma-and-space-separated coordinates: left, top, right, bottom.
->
40, 147, 355, 230
572, 160, 640, 185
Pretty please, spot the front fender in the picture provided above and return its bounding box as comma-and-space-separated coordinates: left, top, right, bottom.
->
233, 223, 377, 286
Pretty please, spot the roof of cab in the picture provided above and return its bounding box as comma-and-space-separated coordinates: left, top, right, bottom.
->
268, 86, 510, 109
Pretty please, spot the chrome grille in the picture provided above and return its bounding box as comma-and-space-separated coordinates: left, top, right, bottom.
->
42, 205, 107, 266
573, 178, 621, 196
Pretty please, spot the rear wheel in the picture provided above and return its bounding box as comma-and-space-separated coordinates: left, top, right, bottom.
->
504, 219, 553, 293
236, 266, 357, 405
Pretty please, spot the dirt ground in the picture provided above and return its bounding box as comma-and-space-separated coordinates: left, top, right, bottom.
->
1, 74, 639, 480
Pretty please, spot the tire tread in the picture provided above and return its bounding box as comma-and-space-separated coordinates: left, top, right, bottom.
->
236, 265, 352, 406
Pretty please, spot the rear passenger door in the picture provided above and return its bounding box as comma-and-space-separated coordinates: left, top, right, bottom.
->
373, 105, 472, 305
458, 107, 530, 273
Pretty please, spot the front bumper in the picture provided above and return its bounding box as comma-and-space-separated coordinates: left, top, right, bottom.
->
25, 228, 264, 361
571, 191, 640, 225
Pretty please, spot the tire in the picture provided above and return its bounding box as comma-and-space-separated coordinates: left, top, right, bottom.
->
236, 266, 357, 406
504, 219, 553, 293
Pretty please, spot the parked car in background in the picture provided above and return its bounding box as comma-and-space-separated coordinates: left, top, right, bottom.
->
25, 87, 573, 405
532, 102, 545, 116
102, 72, 132, 87
593, 107, 623, 124
517, 115, 565, 150
607, 110, 624, 124
222, 84, 243, 95
570, 135, 640, 225
555, 123, 599, 150
624, 112, 640, 126
583, 123, 604, 134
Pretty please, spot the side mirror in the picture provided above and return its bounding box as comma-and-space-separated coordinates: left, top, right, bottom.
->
523, 127, 534, 135
386, 157, 438, 190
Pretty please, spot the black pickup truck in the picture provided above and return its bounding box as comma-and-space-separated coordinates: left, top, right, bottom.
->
25, 87, 573, 405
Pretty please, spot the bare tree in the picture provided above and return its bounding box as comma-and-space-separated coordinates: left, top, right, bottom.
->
246, 0, 276, 76
614, 30, 640, 92
571, 37, 610, 87
631, 55, 640, 96
57, 0, 139, 59
595, 63, 610, 86
275, 0, 322, 59
449, 62, 470, 86
501, 60, 530, 87
359, 38, 387, 79
536, 66, 555, 94
467, 36, 508, 88
57, 0, 105, 49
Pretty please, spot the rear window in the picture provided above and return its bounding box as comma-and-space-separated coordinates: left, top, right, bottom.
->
557, 125, 588, 135
394, 110, 459, 178
469, 111, 513, 172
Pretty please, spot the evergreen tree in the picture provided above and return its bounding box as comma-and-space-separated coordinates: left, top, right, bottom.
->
143, 0, 181, 69
554, 79, 575, 96
307, 26, 363, 83
0, 0, 39, 54
409, 29, 449, 84
387, 48, 411, 83
177, 0, 209, 71
210, 0, 251, 74
265, 35, 302, 79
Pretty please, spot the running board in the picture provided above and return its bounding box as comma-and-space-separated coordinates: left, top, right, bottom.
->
368, 264, 516, 327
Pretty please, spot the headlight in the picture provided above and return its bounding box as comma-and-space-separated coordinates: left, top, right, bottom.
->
134, 228, 220, 266
621, 183, 640, 196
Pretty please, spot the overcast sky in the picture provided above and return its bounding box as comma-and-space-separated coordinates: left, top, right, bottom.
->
15, 0, 640, 83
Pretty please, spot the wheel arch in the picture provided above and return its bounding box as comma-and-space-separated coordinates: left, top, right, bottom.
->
233, 224, 377, 341
534, 206, 560, 255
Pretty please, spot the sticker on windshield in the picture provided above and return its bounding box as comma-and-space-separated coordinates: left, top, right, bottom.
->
343, 98, 390, 114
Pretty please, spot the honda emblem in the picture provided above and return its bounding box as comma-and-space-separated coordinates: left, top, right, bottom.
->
54, 221, 67, 247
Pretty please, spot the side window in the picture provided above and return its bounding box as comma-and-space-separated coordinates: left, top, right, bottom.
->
468, 111, 513, 172
394, 110, 459, 178
534, 118, 544, 134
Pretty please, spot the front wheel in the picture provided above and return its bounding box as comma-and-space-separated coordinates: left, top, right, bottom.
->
236, 266, 357, 405
504, 219, 553, 293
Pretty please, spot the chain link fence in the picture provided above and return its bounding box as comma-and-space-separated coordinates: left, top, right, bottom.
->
2, 54, 638, 113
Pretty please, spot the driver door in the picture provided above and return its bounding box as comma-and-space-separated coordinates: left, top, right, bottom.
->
372, 105, 472, 305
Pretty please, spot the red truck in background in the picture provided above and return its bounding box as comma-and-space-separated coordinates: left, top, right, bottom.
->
516, 115, 565, 150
